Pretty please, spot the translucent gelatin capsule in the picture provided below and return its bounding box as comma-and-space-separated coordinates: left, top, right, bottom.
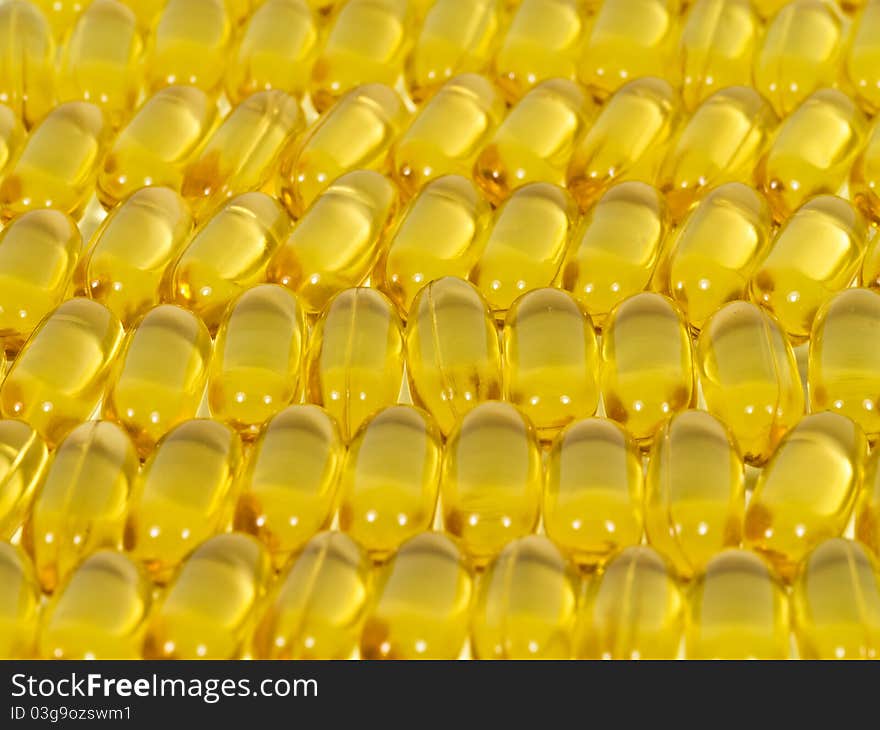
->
168, 192, 291, 331
846, 0, 880, 114
143, 533, 270, 659
686, 549, 790, 659
857, 445, 880, 556
405, 277, 502, 436
103, 305, 212, 456
125, 419, 243, 583
757, 89, 867, 221
0, 102, 106, 221
0, 105, 24, 175
575, 546, 684, 659
472, 536, 576, 659
0, 299, 123, 446
667, 183, 772, 331
442, 402, 542, 566
566, 78, 679, 210
268, 171, 396, 315
339, 406, 441, 560
601, 293, 695, 445
0, 543, 39, 658
792, 538, 880, 659
27, 421, 137, 593
750, 195, 869, 340
361, 532, 472, 659
852, 120, 880, 223
251, 531, 370, 658
0, 1, 55, 127
0, 421, 49, 541
277, 84, 406, 217
39, 550, 150, 659
696, 301, 803, 464
473, 78, 591, 204
209, 284, 306, 436
305, 288, 403, 441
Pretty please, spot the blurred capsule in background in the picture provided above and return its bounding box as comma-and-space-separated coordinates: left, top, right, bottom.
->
0, 421, 49, 541
33, 0, 86, 39
0, 0, 55, 127
0, 104, 25, 175
852, 119, 880, 223
857, 445, 880, 558
0, 543, 40, 659
846, 0, 880, 115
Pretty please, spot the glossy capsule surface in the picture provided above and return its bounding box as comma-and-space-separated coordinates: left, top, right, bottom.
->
0, 1, 55, 127
0, 421, 48, 541
0, 105, 24, 174
857, 446, 880, 557
361, 532, 472, 659
852, 120, 880, 223
846, 0, 880, 114
0, 543, 40, 659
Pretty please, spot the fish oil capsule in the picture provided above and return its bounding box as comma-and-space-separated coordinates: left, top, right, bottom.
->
645, 410, 745, 578
745, 412, 866, 580
0, 299, 123, 446
377, 175, 491, 314
209, 285, 306, 436
144, 533, 270, 658
502, 289, 599, 437
0, 102, 106, 221
544, 419, 643, 569
268, 171, 396, 315
305, 288, 403, 441
758, 89, 867, 221
0, 210, 81, 351
857, 445, 880, 556
235, 406, 343, 566
667, 183, 773, 331
252, 531, 370, 658
125, 419, 243, 582
750, 196, 869, 340
560, 182, 665, 327
566, 78, 679, 210
182, 90, 303, 218
575, 546, 684, 659
361, 532, 472, 659
168, 192, 291, 331
846, 0, 880, 114
601, 293, 695, 445
97, 87, 217, 207
852, 120, 880, 223
442, 402, 542, 566
473, 78, 591, 204
276, 84, 407, 217
103, 305, 212, 455
339, 406, 441, 559
472, 536, 576, 659
39, 550, 150, 659
0, 421, 48, 541
0, 1, 55, 127
792, 538, 880, 659
225, 0, 319, 104
754, 0, 845, 118
0, 105, 24, 175
0, 543, 39, 658
471, 183, 577, 315
27, 421, 137, 593
77, 187, 193, 328
406, 277, 502, 436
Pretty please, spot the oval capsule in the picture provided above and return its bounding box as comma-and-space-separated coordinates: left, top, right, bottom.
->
0, 1, 55, 127
857, 445, 880, 557
852, 119, 880, 223
846, 0, 880, 114
0, 421, 49, 541
0, 105, 24, 175
0, 543, 40, 659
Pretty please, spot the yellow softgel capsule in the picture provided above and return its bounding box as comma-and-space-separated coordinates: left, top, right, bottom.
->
26, 421, 137, 593
502, 289, 599, 437
852, 119, 880, 223
0, 543, 39, 659
472, 536, 577, 659
471, 183, 577, 315
0, 105, 24, 175
304, 288, 403, 442
846, 0, 880, 114
757, 89, 867, 221
857, 445, 880, 556
0, 421, 48, 541
792, 538, 880, 659
566, 77, 679, 210
0, 101, 106, 221
38, 550, 150, 659
209, 284, 305, 436
168, 192, 291, 331
0, 299, 123, 446
405, 277, 502, 436
125, 419, 243, 582
473, 78, 590, 205
269, 171, 396, 315
103, 305, 212, 455
338, 406, 441, 560
442, 401, 542, 566
277, 84, 407, 217
0, 1, 55, 127
235, 406, 343, 566
750, 195, 869, 340
696, 301, 803, 464
144, 533, 270, 659
575, 546, 684, 659
0, 210, 81, 351
361, 532, 472, 659
251, 531, 370, 659
601, 293, 695, 445
666, 183, 772, 331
